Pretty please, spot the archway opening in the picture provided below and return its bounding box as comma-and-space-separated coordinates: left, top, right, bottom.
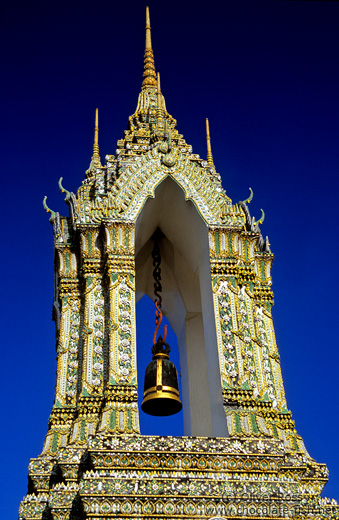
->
135, 175, 227, 437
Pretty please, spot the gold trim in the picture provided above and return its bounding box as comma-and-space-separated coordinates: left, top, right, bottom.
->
143, 384, 180, 397
153, 352, 169, 359
142, 388, 181, 404
156, 358, 162, 387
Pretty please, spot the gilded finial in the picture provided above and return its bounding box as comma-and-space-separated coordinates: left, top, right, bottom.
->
206, 118, 214, 166
93, 108, 99, 157
146, 6, 152, 50
142, 7, 157, 88
88, 108, 101, 170
157, 73, 163, 119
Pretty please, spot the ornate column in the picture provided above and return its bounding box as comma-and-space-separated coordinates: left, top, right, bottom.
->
98, 221, 140, 434
42, 216, 81, 456
69, 226, 104, 444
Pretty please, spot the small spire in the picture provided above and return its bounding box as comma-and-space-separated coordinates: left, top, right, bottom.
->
157, 72, 163, 119
142, 6, 157, 88
93, 108, 99, 157
88, 108, 101, 172
157, 72, 161, 94
206, 118, 214, 166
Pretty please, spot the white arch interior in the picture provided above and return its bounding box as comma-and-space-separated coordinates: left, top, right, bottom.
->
135, 176, 228, 437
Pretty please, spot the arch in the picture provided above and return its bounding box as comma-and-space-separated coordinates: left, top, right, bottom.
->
135, 175, 227, 437
114, 146, 227, 225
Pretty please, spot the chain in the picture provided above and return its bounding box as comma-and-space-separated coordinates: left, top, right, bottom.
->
152, 239, 162, 306
151, 232, 167, 344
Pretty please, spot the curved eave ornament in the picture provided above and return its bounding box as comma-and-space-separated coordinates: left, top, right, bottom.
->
254, 208, 265, 226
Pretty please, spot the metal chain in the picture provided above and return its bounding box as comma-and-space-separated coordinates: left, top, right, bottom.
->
152, 239, 162, 306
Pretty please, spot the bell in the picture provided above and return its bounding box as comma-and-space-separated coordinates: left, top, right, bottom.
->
141, 337, 182, 416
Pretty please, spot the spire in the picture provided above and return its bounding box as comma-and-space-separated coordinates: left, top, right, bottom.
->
206, 118, 214, 166
145, 5, 152, 50
88, 108, 101, 171
142, 6, 157, 88
157, 72, 163, 120
93, 108, 99, 157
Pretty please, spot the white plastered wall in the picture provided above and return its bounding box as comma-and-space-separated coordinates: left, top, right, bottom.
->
135, 176, 228, 437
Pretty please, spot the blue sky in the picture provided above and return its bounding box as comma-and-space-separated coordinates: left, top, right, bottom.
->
1, 1, 339, 517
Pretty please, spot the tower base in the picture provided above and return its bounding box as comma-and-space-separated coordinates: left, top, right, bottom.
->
20, 433, 337, 520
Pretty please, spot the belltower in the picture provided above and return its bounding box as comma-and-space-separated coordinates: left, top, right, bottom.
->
19, 8, 338, 520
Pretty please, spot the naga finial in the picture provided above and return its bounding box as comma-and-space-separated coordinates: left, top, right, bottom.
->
58, 177, 71, 201
43, 196, 56, 220
206, 118, 214, 167
254, 208, 265, 225
242, 187, 253, 204
142, 6, 157, 88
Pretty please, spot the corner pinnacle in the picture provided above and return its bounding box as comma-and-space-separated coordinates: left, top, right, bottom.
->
88, 108, 101, 170
206, 118, 214, 166
142, 6, 157, 88
93, 108, 99, 157
157, 72, 163, 119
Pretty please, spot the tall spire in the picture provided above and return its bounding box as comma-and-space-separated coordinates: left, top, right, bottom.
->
206, 118, 214, 166
142, 6, 157, 88
145, 5, 152, 50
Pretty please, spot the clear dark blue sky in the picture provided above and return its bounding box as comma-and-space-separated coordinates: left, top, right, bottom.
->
2, 1, 339, 517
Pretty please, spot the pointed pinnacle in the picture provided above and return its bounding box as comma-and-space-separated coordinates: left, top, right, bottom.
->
142, 6, 157, 88
93, 108, 99, 157
87, 108, 102, 173
157, 72, 163, 119
206, 118, 214, 166
146, 6, 152, 50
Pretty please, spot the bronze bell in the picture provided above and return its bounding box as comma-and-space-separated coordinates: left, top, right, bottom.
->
141, 336, 182, 416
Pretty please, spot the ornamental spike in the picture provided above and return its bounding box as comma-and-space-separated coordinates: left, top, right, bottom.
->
93, 108, 99, 157
206, 118, 214, 166
142, 7, 157, 88
157, 72, 163, 119
265, 236, 271, 253
145, 6, 152, 50
88, 108, 101, 170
